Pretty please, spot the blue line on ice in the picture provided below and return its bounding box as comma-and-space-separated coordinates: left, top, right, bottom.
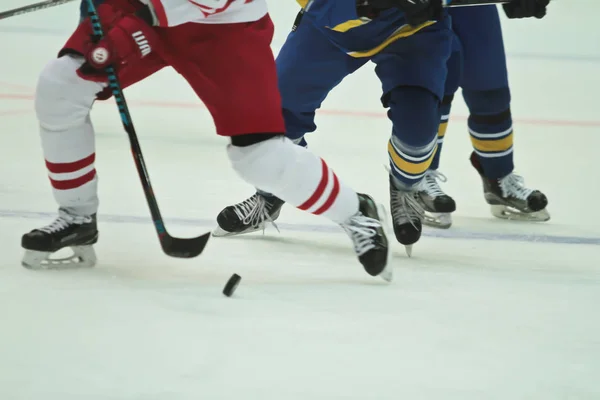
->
2, 209, 599, 246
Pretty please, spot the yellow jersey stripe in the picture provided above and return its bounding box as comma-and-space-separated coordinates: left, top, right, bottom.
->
347, 21, 435, 58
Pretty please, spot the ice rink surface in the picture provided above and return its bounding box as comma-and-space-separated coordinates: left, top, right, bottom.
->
1, 1, 599, 399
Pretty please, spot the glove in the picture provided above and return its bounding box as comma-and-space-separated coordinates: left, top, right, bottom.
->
85, 14, 155, 70
503, 0, 549, 19
357, 0, 443, 26
79, 2, 159, 78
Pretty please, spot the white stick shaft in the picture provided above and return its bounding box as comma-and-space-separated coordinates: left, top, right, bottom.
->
0, 0, 78, 21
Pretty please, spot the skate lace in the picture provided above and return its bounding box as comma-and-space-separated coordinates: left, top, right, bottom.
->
233, 195, 278, 230
39, 211, 91, 234
391, 189, 424, 228
422, 170, 447, 197
342, 214, 380, 256
499, 174, 533, 200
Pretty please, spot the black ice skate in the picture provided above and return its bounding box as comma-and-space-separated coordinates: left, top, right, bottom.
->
21, 208, 98, 269
341, 194, 392, 282
470, 152, 550, 222
390, 177, 425, 256
415, 170, 456, 229
213, 192, 285, 237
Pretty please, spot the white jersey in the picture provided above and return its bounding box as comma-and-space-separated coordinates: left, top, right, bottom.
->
143, 0, 268, 27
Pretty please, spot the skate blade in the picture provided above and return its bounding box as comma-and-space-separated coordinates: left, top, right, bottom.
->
405, 245, 413, 257
376, 203, 393, 283
22, 246, 97, 270
422, 212, 452, 229
212, 224, 265, 238
490, 205, 551, 222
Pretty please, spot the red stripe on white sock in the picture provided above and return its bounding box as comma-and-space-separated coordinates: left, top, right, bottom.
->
313, 172, 340, 215
46, 154, 97, 190
46, 154, 95, 173
50, 169, 96, 190
298, 159, 329, 211
297, 159, 340, 215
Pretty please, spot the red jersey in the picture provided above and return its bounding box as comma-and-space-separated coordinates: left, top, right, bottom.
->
142, 0, 267, 27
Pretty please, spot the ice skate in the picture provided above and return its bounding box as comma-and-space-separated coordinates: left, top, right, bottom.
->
341, 194, 392, 282
471, 152, 550, 222
21, 208, 98, 269
390, 177, 425, 256
213, 192, 285, 237
415, 169, 456, 229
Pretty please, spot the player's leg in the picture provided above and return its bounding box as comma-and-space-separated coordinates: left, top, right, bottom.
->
21, 0, 166, 269
213, 15, 367, 237
452, 6, 549, 221
168, 16, 391, 279
371, 18, 453, 253
417, 36, 462, 229
278, 16, 367, 145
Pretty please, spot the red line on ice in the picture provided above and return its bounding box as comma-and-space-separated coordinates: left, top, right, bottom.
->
1, 92, 599, 128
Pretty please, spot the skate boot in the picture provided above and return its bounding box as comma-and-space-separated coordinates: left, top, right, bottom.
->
470, 152, 550, 221
341, 194, 392, 282
21, 208, 98, 269
390, 177, 425, 256
213, 191, 285, 237
415, 169, 456, 229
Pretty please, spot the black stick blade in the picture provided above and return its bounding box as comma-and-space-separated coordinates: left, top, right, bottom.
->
160, 232, 211, 258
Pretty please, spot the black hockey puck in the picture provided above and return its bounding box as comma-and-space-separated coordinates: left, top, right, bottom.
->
223, 273, 241, 297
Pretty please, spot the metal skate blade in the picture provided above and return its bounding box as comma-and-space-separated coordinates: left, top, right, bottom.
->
405, 245, 413, 257
376, 203, 393, 283
490, 205, 551, 222
379, 265, 393, 282
212, 224, 264, 238
423, 212, 452, 229
22, 246, 97, 270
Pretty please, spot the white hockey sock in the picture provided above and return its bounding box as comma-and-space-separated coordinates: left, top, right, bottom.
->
227, 136, 359, 224
35, 55, 106, 216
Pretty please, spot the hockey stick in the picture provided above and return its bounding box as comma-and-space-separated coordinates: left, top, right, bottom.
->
84, 0, 210, 258
0, 0, 512, 23
293, 0, 509, 31
0, 0, 78, 21
444, 0, 508, 6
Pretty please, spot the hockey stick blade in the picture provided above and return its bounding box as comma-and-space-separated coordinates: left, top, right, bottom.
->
160, 232, 211, 259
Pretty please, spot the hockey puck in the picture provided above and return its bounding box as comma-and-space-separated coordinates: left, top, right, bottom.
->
223, 273, 241, 297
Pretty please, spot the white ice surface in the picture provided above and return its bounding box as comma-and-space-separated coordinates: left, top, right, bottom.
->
0, 0, 599, 399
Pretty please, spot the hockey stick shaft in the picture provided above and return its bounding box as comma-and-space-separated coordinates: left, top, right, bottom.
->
0, 0, 508, 22
444, 0, 508, 6
84, 0, 210, 258
0, 0, 78, 21
293, 0, 508, 31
